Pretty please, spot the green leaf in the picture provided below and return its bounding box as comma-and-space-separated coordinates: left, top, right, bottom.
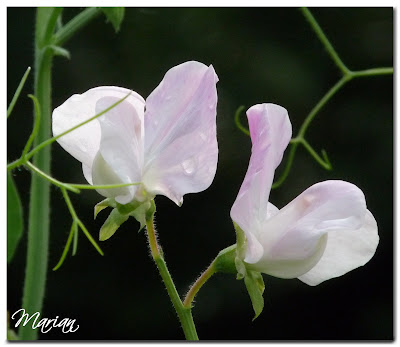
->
100, 7, 125, 32
244, 270, 265, 320
94, 198, 117, 219
7, 172, 23, 263
99, 208, 129, 241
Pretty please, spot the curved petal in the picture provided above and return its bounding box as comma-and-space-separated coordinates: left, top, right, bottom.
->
93, 95, 145, 204
250, 181, 372, 279
52, 86, 145, 184
230, 104, 292, 261
298, 210, 379, 286
142, 61, 218, 205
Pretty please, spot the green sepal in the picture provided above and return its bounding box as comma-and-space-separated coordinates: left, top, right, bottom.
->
99, 208, 129, 241
232, 221, 265, 319
214, 244, 237, 274
100, 7, 125, 32
116, 199, 155, 232
233, 221, 248, 279
129, 201, 152, 231
235, 256, 247, 280
244, 270, 265, 320
7, 172, 23, 263
94, 198, 117, 219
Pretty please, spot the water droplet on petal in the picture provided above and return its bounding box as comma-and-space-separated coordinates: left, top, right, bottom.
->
199, 132, 207, 142
181, 157, 196, 176
165, 95, 172, 101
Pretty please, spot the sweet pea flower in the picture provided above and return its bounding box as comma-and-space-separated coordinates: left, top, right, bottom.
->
231, 104, 379, 286
52, 61, 218, 206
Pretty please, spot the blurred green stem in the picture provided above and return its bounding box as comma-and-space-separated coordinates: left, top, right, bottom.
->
19, 9, 56, 340
19, 8, 103, 340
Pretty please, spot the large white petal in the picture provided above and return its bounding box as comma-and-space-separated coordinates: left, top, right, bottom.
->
251, 180, 374, 279
230, 104, 292, 263
142, 61, 218, 205
52, 86, 145, 184
93, 96, 145, 204
298, 210, 379, 286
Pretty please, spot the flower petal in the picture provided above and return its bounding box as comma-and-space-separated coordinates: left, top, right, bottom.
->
52, 86, 145, 185
251, 180, 375, 279
93, 95, 145, 204
298, 209, 379, 286
230, 104, 292, 262
142, 61, 219, 205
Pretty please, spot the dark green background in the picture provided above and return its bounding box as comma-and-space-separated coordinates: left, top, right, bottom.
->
7, 7, 393, 340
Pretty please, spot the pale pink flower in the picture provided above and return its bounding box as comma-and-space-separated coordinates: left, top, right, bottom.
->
52, 61, 218, 206
231, 104, 379, 286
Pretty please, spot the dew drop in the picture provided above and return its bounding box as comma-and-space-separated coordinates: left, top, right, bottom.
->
181, 157, 196, 176
199, 132, 207, 142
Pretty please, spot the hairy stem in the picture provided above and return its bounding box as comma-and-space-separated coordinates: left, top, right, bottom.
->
145, 215, 199, 340
184, 261, 216, 308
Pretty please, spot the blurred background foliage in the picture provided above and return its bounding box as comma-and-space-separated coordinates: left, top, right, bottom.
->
7, 7, 393, 340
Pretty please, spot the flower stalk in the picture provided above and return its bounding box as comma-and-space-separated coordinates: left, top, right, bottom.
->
145, 207, 199, 340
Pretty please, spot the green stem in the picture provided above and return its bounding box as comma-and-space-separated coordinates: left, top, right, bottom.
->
7, 92, 131, 173
7, 67, 31, 118
53, 7, 101, 46
26, 161, 141, 193
25, 92, 131, 162
183, 261, 216, 308
234, 105, 250, 136
352, 67, 394, 78
25, 161, 80, 193
60, 188, 103, 256
271, 142, 299, 189
298, 75, 349, 138
19, 19, 54, 340
145, 215, 199, 340
301, 7, 350, 75
19, 8, 103, 340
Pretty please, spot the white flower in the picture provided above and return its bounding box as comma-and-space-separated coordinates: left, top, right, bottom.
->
231, 103, 379, 285
52, 61, 219, 206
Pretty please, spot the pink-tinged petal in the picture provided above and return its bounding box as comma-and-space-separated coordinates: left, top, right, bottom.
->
93, 96, 145, 204
250, 180, 372, 279
298, 210, 379, 286
52, 86, 145, 185
142, 61, 218, 205
230, 104, 292, 262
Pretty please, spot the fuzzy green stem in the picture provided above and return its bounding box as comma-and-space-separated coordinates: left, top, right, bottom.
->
145, 216, 199, 340
184, 261, 216, 308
